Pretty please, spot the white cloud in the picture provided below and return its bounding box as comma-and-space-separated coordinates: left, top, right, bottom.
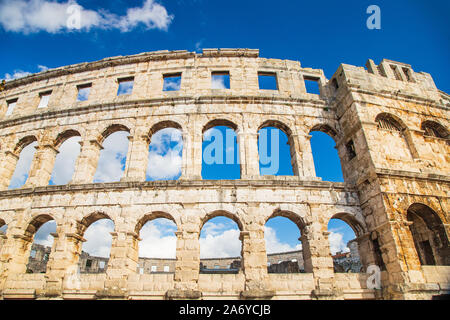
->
328, 230, 350, 254
0, 0, 173, 34
138, 219, 177, 258
50, 136, 81, 185
9, 141, 38, 189
264, 226, 302, 254
200, 228, 242, 258
3, 65, 49, 81
146, 128, 182, 180
211, 76, 227, 89
33, 220, 56, 247
93, 131, 129, 183
81, 219, 114, 258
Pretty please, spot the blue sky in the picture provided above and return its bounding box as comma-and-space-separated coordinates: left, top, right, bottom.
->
1, 0, 448, 259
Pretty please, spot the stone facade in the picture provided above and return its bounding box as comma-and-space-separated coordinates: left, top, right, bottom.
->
0, 49, 448, 300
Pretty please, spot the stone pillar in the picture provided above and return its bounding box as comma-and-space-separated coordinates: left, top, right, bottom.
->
0, 227, 33, 291
288, 134, 303, 177
71, 139, 103, 184
240, 228, 274, 299
181, 124, 202, 180
355, 233, 378, 271
44, 221, 85, 297
25, 144, 59, 188
99, 228, 139, 298
121, 135, 150, 182
0, 151, 19, 190
168, 216, 201, 299
297, 134, 318, 179
238, 132, 260, 179
301, 220, 338, 299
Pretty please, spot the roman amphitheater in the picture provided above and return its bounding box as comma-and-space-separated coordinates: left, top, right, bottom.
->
0, 49, 448, 300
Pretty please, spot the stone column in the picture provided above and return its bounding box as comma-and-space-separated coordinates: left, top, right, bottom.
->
25, 144, 59, 188
0, 151, 19, 190
297, 134, 318, 179
121, 135, 150, 182
100, 227, 139, 298
238, 132, 260, 179
44, 221, 85, 297
288, 134, 303, 177
168, 216, 201, 299
240, 228, 274, 299
301, 220, 337, 299
181, 123, 202, 180
71, 139, 103, 184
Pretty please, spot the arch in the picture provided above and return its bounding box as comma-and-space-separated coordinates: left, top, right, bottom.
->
13, 135, 38, 155
375, 113, 406, 131
200, 210, 244, 232
24, 214, 55, 239
79, 211, 113, 234
149, 120, 183, 138
421, 120, 449, 139
258, 119, 293, 137
99, 124, 131, 144
309, 123, 339, 140
53, 129, 81, 149
266, 209, 306, 232
203, 119, 238, 133
330, 212, 366, 238
407, 203, 449, 266
135, 211, 178, 234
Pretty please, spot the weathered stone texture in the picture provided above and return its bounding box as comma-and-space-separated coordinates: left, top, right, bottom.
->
0, 49, 448, 300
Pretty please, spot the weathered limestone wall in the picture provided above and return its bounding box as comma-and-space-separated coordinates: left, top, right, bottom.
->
0, 49, 448, 300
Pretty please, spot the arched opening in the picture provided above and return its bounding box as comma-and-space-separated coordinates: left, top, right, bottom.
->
49, 131, 81, 185
199, 213, 242, 273
421, 120, 448, 139
9, 137, 38, 189
146, 126, 183, 181
265, 214, 304, 273
0, 219, 7, 249
93, 128, 130, 183
136, 214, 177, 274
407, 203, 449, 266
375, 113, 413, 160
258, 122, 294, 176
309, 126, 343, 182
25, 215, 56, 274
202, 121, 240, 180
78, 214, 115, 273
327, 215, 363, 273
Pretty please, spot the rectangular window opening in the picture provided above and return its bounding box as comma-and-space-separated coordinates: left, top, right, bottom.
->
117, 77, 134, 96
163, 73, 182, 91
390, 65, 402, 81
151, 265, 157, 272
164, 265, 170, 272
402, 67, 414, 82
38, 91, 52, 108
5, 98, 18, 116
304, 76, 321, 94
86, 259, 92, 268
77, 83, 92, 101
211, 71, 230, 89
258, 72, 278, 90
346, 140, 356, 160
99, 261, 105, 269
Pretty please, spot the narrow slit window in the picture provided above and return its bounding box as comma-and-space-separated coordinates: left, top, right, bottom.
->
163, 73, 182, 91
5, 98, 18, 116
77, 83, 91, 101
211, 71, 230, 89
38, 91, 51, 108
258, 72, 278, 90
346, 140, 356, 160
390, 65, 402, 81
117, 77, 134, 96
402, 67, 414, 82
304, 76, 321, 94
